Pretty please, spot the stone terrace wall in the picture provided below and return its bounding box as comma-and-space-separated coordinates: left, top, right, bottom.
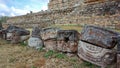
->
3, 0, 120, 29
56, 0, 120, 29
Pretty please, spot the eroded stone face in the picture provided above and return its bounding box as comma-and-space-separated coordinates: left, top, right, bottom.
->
79, 25, 118, 67
57, 30, 79, 52
41, 28, 60, 40
81, 25, 119, 49
6, 25, 30, 43
31, 27, 41, 38
78, 41, 116, 67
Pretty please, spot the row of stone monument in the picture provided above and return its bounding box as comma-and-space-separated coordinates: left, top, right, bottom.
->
0, 24, 120, 68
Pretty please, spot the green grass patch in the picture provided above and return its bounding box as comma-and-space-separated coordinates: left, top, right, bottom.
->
49, 24, 83, 32
20, 41, 28, 46
44, 50, 66, 59
80, 61, 100, 68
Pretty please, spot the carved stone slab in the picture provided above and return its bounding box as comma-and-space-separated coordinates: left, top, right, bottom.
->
6, 25, 30, 43
78, 41, 116, 67
81, 25, 119, 49
41, 28, 60, 40
57, 30, 79, 52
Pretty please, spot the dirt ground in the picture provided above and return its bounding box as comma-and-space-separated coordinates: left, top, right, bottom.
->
0, 39, 97, 68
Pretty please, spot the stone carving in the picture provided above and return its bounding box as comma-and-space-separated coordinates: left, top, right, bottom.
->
78, 25, 119, 67
6, 25, 30, 43
57, 30, 79, 52
41, 27, 60, 40
81, 25, 119, 49
28, 27, 43, 49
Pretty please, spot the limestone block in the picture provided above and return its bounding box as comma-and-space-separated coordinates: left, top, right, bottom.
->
28, 37, 43, 49
44, 38, 57, 51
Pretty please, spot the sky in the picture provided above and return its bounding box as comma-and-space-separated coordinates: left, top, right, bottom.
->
0, 0, 49, 17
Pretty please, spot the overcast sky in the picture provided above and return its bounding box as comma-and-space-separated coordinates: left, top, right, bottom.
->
0, 0, 49, 17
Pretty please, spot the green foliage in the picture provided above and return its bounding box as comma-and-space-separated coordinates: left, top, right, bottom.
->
31, 66, 37, 68
0, 16, 8, 23
38, 47, 44, 52
20, 41, 28, 46
80, 61, 100, 68
54, 53, 66, 59
44, 50, 66, 59
44, 50, 55, 58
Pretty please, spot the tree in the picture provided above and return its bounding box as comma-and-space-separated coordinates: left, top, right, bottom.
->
0, 16, 8, 23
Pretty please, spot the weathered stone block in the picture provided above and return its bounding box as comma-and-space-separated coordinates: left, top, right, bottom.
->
28, 37, 43, 49
78, 41, 116, 67
81, 25, 119, 49
41, 28, 60, 40
6, 25, 30, 43
57, 30, 79, 52
44, 38, 57, 51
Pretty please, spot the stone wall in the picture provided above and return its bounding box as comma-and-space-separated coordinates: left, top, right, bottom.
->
3, 0, 120, 29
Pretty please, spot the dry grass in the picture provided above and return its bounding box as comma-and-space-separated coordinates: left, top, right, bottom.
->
49, 24, 83, 32
0, 39, 97, 68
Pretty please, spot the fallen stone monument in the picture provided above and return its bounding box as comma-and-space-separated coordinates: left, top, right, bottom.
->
78, 25, 119, 68
41, 28, 60, 51
28, 27, 43, 49
57, 30, 79, 53
6, 25, 30, 43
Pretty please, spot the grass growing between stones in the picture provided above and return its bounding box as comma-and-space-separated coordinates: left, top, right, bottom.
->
49, 24, 83, 32
43, 50, 66, 59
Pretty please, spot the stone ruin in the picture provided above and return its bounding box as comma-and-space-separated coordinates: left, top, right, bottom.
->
28, 27, 43, 49
78, 25, 120, 68
3, 0, 120, 29
41, 27, 60, 51
6, 25, 30, 44
57, 30, 79, 53
1, 24, 120, 67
